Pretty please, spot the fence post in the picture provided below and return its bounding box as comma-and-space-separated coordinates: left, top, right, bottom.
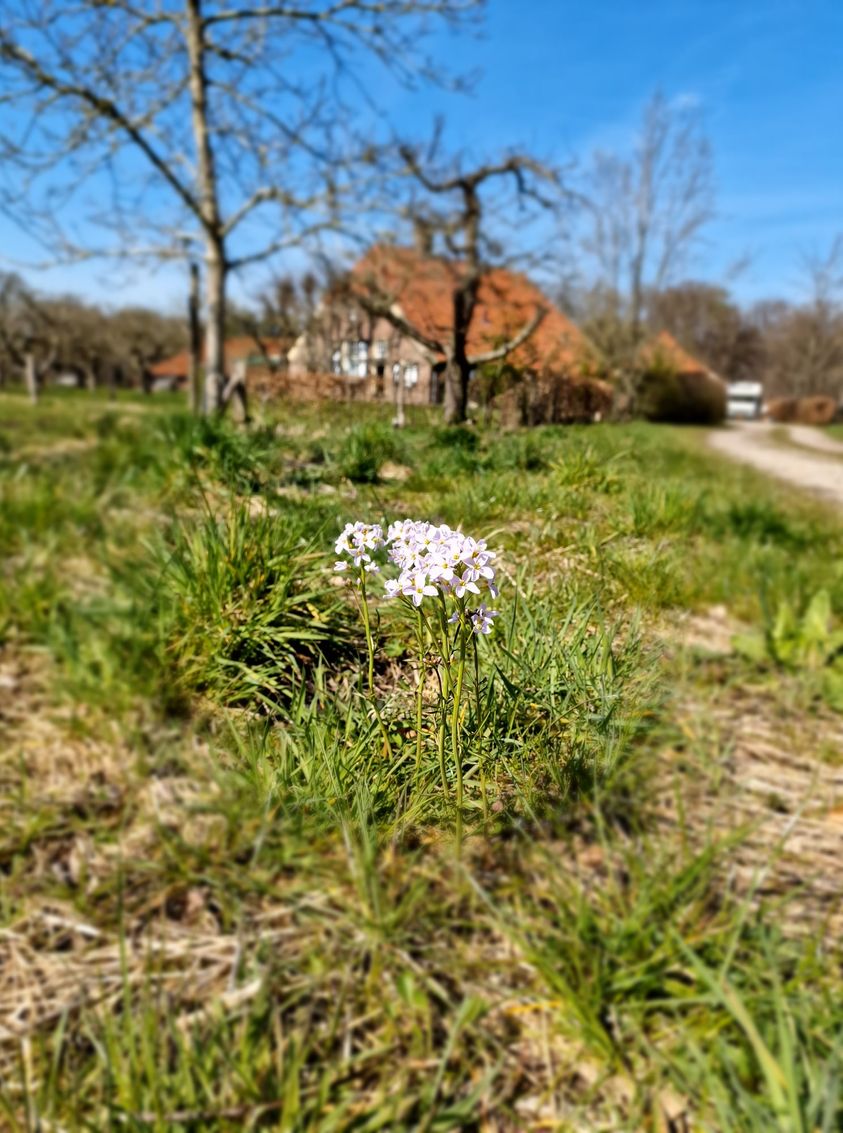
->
24, 352, 38, 405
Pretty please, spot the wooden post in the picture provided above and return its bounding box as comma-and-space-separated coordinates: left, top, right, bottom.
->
222, 358, 250, 424
393, 363, 406, 429
24, 352, 38, 405
188, 260, 202, 414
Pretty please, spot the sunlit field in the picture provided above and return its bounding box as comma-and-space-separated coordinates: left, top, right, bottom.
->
2, 388, 842, 1130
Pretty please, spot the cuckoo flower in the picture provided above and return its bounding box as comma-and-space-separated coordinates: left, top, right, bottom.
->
331, 517, 503, 855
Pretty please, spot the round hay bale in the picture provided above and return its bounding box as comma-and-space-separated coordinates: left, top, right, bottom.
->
766, 397, 798, 423
796, 395, 836, 425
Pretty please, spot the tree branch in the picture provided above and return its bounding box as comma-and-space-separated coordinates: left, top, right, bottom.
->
0, 33, 202, 225
354, 291, 445, 355
205, 1, 477, 27
467, 305, 546, 366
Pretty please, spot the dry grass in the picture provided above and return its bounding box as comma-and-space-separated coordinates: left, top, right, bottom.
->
654, 672, 843, 936
3, 397, 843, 1128
0, 650, 715, 1130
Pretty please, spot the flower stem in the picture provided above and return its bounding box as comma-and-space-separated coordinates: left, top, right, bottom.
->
451, 626, 467, 856
437, 650, 451, 801
359, 572, 375, 695
357, 571, 394, 760
414, 608, 425, 780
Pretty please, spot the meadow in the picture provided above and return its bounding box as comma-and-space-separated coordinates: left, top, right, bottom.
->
1, 388, 842, 1131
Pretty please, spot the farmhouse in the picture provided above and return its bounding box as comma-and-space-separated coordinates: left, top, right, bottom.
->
286, 245, 602, 408
146, 336, 288, 394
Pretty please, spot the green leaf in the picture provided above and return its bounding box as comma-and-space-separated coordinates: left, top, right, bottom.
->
770, 599, 798, 664
799, 588, 833, 669
733, 631, 769, 663
821, 667, 843, 712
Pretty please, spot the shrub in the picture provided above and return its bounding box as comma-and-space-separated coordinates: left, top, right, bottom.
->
433, 425, 479, 452
162, 505, 354, 706
495, 374, 614, 427
94, 411, 120, 438
337, 421, 402, 483
553, 442, 622, 493
156, 414, 281, 491
637, 355, 726, 425
710, 500, 811, 549
483, 430, 548, 471
734, 588, 843, 709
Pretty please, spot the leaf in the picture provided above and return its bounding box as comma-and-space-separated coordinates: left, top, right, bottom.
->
799, 588, 833, 669
493, 663, 522, 699
395, 971, 429, 1014
732, 631, 769, 663
770, 599, 798, 664
677, 940, 797, 1130
801, 588, 832, 639
821, 667, 843, 713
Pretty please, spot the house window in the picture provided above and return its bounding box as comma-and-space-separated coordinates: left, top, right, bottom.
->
374, 339, 388, 360
340, 339, 368, 378
403, 363, 419, 388
331, 348, 342, 375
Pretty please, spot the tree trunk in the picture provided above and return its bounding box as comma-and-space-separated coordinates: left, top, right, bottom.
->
445, 274, 476, 425
443, 367, 459, 423
186, 0, 226, 416
222, 359, 250, 424
187, 260, 202, 415
442, 359, 470, 424
203, 246, 226, 413
24, 353, 38, 404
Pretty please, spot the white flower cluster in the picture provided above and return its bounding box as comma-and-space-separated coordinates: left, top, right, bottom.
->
334, 518, 500, 635
334, 521, 386, 572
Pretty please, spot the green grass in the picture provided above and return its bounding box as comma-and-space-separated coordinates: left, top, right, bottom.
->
1, 388, 842, 1129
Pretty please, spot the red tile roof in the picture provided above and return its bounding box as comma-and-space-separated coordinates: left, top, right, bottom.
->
148, 336, 286, 379
639, 330, 722, 380
350, 246, 597, 376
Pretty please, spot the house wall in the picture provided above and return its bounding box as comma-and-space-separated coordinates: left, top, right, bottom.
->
286, 305, 442, 406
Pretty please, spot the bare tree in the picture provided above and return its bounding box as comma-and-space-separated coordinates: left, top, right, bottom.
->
753, 237, 843, 398
0, 272, 187, 396
350, 144, 559, 423
0, 273, 59, 400
578, 91, 715, 395
0, 0, 481, 415
242, 275, 315, 357
648, 281, 764, 382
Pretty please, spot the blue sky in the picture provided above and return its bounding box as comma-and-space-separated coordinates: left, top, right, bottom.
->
2, 0, 841, 311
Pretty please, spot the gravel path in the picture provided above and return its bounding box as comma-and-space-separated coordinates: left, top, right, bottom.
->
786, 423, 843, 455
708, 422, 843, 509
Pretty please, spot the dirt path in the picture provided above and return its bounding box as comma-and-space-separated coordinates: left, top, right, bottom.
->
786, 423, 843, 455
708, 421, 843, 509
655, 607, 843, 939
